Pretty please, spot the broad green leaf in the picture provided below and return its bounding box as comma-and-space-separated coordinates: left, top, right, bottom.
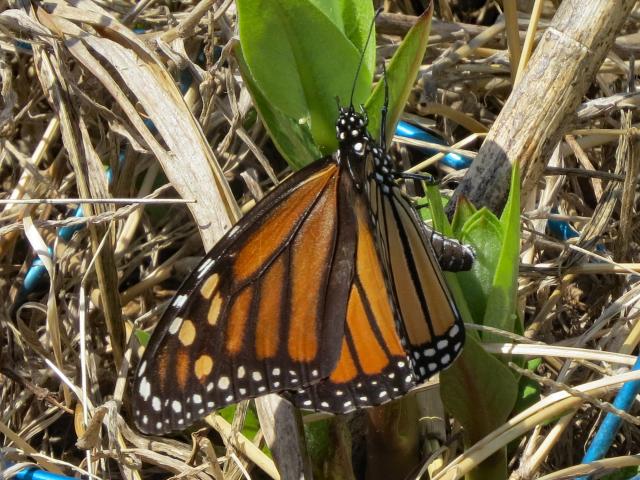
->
235, 43, 321, 169
237, 0, 373, 152
365, 5, 433, 145
305, 0, 375, 66
441, 335, 518, 480
513, 358, 542, 414
482, 165, 521, 342
440, 167, 521, 480
338, 1, 376, 60
456, 209, 502, 326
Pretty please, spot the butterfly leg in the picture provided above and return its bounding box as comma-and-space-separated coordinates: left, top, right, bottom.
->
392, 171, 438, 186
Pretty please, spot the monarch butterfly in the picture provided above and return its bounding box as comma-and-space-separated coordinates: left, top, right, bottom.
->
131, 94, 471, 434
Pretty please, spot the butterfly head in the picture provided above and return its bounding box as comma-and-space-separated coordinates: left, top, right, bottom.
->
336, 105, 370, 157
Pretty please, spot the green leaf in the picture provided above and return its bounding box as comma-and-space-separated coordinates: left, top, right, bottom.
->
456, 209, 503, 326
482, 165, 520, 342
305, 417, 355, 480
439, 167, 521, 479
218, 405, 236, 423
134, 329, 151, 347
235, 43, 321, 169
218, 405, 262, 442
310, 0, 375, 63
513, 358, 542, 414
441, 335, 518, 480
365, 5, 433, 145
424, 181, 453, 236
601, 466, 640, 480
237, 0, 374, 152
451, 195, 477, 236
304, 417, 331, 468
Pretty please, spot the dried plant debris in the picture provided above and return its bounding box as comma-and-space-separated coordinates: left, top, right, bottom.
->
1, 1, 639, 479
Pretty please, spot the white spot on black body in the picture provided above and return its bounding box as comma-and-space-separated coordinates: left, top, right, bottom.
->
139, 377, 151, 401
168, 317, 182, 335
197, 258, 214, 278
173, 294, 188, 309
449, 324, 460, 337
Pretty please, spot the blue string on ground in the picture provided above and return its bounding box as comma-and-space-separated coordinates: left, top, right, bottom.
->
395, 120, 472, 169
15, 160, 118, 308
576, 356, 640, 480
13, 467, 77, 480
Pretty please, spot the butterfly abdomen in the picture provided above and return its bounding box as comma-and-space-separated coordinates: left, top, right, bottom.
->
427, 230, 474, 272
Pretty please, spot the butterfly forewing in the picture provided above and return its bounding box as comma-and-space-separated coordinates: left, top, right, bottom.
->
133, 159, 356, 434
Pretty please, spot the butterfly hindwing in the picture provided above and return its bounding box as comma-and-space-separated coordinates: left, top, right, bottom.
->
133, 158, 357, 434
289, 196, 414, 412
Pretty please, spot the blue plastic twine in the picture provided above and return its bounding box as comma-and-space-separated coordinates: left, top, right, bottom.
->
576, 356, 640, 479
395, 120, 472, 169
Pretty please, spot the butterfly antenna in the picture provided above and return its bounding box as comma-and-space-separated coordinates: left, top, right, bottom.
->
348, 8, 383, 108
